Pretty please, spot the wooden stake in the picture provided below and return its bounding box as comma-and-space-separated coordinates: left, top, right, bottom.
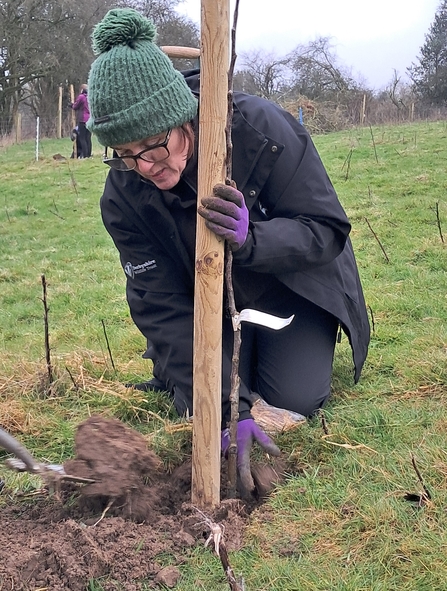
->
361, 93, 366, 124
57, 86, 62, 139
14, 113, 21, 144
69, 84, 77, 159
191, 0, 230, 508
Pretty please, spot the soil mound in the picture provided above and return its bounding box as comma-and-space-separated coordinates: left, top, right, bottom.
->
0, 416, 259, 590
64, 415, 166, 521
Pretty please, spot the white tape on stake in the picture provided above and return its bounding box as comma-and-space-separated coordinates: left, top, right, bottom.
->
232, 309, 295, 331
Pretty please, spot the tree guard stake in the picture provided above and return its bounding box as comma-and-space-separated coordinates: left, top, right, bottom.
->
192, 0, 230, 508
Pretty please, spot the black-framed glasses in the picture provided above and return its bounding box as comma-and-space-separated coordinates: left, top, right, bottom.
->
103, 129, 172, 171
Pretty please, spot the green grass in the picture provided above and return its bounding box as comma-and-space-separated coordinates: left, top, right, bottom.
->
320, 122, 447, 400
1, 121, 447, 590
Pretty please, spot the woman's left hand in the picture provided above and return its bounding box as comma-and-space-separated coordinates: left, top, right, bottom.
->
198, 183, 249, 251
221, 419, 281, 494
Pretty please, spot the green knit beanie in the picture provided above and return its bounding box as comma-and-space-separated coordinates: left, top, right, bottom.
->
86, 8, 198, 147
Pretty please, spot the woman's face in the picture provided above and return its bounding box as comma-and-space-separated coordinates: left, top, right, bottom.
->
111, 127, 191, 190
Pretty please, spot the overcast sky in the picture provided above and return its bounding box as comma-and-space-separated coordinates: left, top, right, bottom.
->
176, 0, 441, 90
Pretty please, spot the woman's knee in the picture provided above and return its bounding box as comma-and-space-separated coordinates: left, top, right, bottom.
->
256, 376, 331, 417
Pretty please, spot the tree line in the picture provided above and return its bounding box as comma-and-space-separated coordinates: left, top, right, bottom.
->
1, 0, 446, 139
0, 0, 200, 137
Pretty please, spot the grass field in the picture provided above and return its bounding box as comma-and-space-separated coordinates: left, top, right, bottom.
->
1, 120, 447, 590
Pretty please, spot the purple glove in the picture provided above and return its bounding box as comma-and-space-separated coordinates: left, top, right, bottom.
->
198, 183, 249, 251
221, 419, 281, 493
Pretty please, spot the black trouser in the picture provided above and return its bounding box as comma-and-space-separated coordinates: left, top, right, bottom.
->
151, 284, 338, 420
237, 286, 339, 417
77, 122, 92, 158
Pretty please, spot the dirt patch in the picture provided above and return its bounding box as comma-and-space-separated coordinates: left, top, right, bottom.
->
0, 416, 283, 590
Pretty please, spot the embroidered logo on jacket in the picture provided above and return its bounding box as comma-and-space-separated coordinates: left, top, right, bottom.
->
124, 260, 157, 279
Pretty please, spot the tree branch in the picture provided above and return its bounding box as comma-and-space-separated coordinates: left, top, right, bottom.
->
224, 0, 241, 499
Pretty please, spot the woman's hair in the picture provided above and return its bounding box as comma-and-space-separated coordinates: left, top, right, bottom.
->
178, 121, 195, 160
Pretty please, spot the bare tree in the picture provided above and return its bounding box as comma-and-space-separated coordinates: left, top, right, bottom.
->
0, 0, 200, 138
0, 0, 63, 135
0, 0, 116, 136
386, 70, 408, 111
122, 0, 200, 69
27, 0, 116, 135
287, 37, 357, 101
236, 50, 290, 101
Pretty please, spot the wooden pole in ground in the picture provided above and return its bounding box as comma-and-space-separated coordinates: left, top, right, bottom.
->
57, 86, 62, 139
361, 93, 366, 125
69, 84, 77, 158
14, 113, 21, 144
191, 0, 230, 508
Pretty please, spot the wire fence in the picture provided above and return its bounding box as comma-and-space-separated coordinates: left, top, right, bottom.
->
0, 112, 75, 144
1, 97, 446, 153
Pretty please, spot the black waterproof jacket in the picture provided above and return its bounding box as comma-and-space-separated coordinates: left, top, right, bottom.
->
100, 70, 370, 424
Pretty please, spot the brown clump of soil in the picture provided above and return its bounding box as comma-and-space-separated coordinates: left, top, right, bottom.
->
0, 416, 283, 590
64, 415, 167, 522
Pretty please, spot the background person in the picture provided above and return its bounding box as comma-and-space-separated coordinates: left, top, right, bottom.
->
70, 126, 82, 159
86, 9, 370, 493
70, 84, 92, 158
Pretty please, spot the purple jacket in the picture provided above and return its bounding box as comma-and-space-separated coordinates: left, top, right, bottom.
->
72, 91, 90, 123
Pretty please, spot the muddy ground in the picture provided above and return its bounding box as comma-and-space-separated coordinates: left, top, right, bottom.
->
0, 416, 284, 590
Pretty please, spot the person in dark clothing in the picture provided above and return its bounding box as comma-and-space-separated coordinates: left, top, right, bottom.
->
70, 84, 92, 158
86, 9, 370, 492
70, 127, 82, 159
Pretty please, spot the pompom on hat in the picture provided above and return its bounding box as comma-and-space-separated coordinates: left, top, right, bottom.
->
86, 8, 198, 147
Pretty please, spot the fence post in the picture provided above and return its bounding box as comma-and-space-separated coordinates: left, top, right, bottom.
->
14, 113, 22, 144
361, 94, 366, 124
69, 84, 77, 158
57, 86, 63, 139
36, 117, 40, 161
